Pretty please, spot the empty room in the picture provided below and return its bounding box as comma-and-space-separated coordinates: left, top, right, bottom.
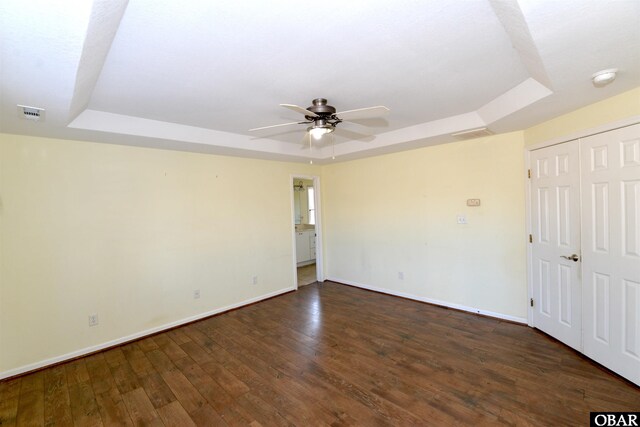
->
1, 0, 639, 425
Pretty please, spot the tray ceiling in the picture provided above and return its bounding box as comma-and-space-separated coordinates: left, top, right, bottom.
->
1, 0, 639, 163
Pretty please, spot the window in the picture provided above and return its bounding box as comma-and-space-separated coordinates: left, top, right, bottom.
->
307, 187, 315, 225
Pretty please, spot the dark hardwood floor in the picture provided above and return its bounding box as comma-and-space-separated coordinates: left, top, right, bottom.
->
1, 282, 638, 426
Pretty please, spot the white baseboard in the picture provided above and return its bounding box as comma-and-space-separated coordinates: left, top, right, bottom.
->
326, 277, 527, 324
0, 286, 295, 380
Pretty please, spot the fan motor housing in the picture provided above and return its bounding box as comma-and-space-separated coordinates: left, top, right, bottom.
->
307, 98, 336, 116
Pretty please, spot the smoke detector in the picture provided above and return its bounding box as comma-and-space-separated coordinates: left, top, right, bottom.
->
592, 69, 617, 87
17, 105, 45, 121
451, 127, 494, 140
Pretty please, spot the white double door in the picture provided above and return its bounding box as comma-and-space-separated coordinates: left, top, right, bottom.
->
530, 123, 640, 385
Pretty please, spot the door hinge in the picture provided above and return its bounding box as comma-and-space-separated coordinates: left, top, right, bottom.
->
527, 169, 531, 179
529, 234, 533, 243
530, 298, 534, 307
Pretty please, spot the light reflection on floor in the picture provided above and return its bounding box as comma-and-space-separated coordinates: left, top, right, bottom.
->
297, 263, 316, 287
301, 283, 322, 334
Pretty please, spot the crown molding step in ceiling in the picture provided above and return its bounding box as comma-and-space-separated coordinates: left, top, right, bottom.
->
1, 0, 638, 163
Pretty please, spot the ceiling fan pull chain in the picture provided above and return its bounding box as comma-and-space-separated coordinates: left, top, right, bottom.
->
332, 132, 335, 160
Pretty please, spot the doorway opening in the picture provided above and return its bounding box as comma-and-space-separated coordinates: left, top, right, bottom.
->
291, 175, 324, 289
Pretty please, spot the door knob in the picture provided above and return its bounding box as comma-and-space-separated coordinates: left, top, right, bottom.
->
560, 254, 580, 262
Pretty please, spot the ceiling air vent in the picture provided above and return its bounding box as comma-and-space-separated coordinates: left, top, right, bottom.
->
451, 127, 494, 140
17, 105, 45, 121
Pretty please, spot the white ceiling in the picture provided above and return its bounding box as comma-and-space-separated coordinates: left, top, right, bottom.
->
1, 0, 639, 163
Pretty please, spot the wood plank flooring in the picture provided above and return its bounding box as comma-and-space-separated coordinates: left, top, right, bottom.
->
1, 282, 638, 426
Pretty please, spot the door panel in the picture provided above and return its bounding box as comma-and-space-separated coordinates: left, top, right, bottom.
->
530, 140, 582, 350
581, 123, 640, 385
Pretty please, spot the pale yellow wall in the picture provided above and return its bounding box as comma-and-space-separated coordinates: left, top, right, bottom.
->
0, 133, 319, 374
321, 132, 527, 319
524, 87, 640, 146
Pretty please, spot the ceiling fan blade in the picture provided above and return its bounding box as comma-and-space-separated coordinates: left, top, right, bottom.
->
336, 106, 390, 121
280, 104, 318, 118
248, 121, 304, 132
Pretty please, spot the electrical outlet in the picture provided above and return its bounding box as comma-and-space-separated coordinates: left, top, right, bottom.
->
88, 314, 99, 327
457, 214, 468, 224
398, 271, 404, 280
193, 289, 200, 299
252, 276, 258, 285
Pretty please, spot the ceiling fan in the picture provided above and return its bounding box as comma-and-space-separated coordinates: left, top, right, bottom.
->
249, 98, 390, 141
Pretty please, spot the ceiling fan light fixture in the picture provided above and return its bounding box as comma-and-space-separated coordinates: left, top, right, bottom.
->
308, 124, 334, 140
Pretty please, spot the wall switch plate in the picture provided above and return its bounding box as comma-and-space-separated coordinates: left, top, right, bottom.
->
398, 271, 404, 280
466, 199, 481, 207
193, 289, 200, 299
252, 276, 258, 285
457, 214, 468, 224
88, 314, 99, 327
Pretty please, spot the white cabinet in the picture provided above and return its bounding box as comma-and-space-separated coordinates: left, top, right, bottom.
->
296, 230, 316, 265
310, 233, 316, 259
295, 232, 310, 263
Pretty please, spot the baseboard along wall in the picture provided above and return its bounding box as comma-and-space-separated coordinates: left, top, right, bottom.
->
0, 286, 296, 380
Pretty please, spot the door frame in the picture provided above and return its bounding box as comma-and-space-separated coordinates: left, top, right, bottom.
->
524, 115, 640, 326
290, 174, 325, 289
